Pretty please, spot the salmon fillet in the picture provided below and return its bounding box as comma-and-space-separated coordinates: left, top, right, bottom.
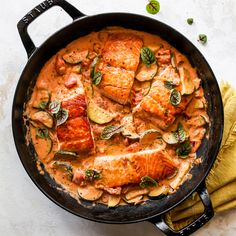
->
134, 76, 192, 130
98, 33, 143, 104
77, 149, 179, 189
57, 95, 94, 153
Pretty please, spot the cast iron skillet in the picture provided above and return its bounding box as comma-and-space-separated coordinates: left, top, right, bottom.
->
13, 0, 224, 235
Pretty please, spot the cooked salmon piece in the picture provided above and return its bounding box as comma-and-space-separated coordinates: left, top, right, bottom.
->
98, 63, 135, 104
97, 33, 143, 104
102, 33, 143, 71
75, 149, 179, 189
57, 94, 94, 153
133, 72, 192, 129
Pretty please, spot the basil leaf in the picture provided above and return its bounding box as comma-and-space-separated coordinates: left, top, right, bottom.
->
140, 47, 156, 66
146, 0, 160, 15
92, 72, 103, 86
90, 56, 99, 78
164, 81, 176, 90
140, 176, 157, 188
48, 101, 61, 114
85, 169, 101, 181
170, 89, 181, 106
56, 108, 69, 126
176, 141, 192, 157
36, 127, 49, 139
198, 34, 207, 44
187, 18, 194, 25
100, 125, 123, 140
176, 123, 186, 143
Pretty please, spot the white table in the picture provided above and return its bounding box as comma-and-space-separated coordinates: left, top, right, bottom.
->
1, 0, 236, 235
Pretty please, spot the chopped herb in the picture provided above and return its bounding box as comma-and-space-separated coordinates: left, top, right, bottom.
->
146, 0, 160, 15
100, 125, 123, 140
85, 169, 101, 181
140, 176, 157, 188
170, 89, 181, 106
164, 80, 176, 90
187, 18, 194, 25
140, 47, 156, 67
198, 34, 207, 44
176, 141, 192, 157
36, 127, 49, 139
48, 101, 61, 114
55, 108, 69, 126
92, 71, 103, 85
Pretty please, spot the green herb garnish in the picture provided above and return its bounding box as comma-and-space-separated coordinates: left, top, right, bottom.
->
85, 169, 101, 181
187, 18, 194, 25
175, 123, 187, 143
36, 127, 49, 139
198, 34, 207, 44
55, 108, 69, 126
170, 89, 181, 106
146, 0, 160, 15
92, 71, 103, 85
140, 176, 158, 188
90, 56, 99, 78
101, 125, 123, 140
176, 141, 192, 157
164, 81, 176, 90
48, 101, 61, 114
140, 47, 156, 67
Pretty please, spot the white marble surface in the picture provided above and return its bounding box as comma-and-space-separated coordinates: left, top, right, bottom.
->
1, 0, 236, 235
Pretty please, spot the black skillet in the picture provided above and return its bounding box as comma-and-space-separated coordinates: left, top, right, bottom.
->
13, 0, 224, 235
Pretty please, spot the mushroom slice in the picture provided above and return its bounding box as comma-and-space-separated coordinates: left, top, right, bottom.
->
108, 195, 121, 207
77, 185, 103, 201
31, 111, 53, 128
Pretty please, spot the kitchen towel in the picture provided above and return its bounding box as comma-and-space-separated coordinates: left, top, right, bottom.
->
166, 82, 236, 230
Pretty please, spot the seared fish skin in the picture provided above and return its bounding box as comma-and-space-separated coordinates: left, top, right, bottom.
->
76, 149, 178, 189
57, 95, 94, 153
98, 33, 143, 104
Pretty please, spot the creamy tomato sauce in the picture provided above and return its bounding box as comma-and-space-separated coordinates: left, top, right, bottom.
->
25, 27, 209, 206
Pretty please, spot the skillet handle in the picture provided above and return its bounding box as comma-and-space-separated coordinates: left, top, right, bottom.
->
150, 182, 214, 236
17, 0, 85, 58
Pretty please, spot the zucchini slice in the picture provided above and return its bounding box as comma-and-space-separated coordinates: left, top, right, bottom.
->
77, 185, 103, 201
87, 99, 114, 124
108, 195, 121, 207
140, 129, 161, 144
148, 185, 169, 199
54, 150, 78, 159
136, 63, 158, 81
